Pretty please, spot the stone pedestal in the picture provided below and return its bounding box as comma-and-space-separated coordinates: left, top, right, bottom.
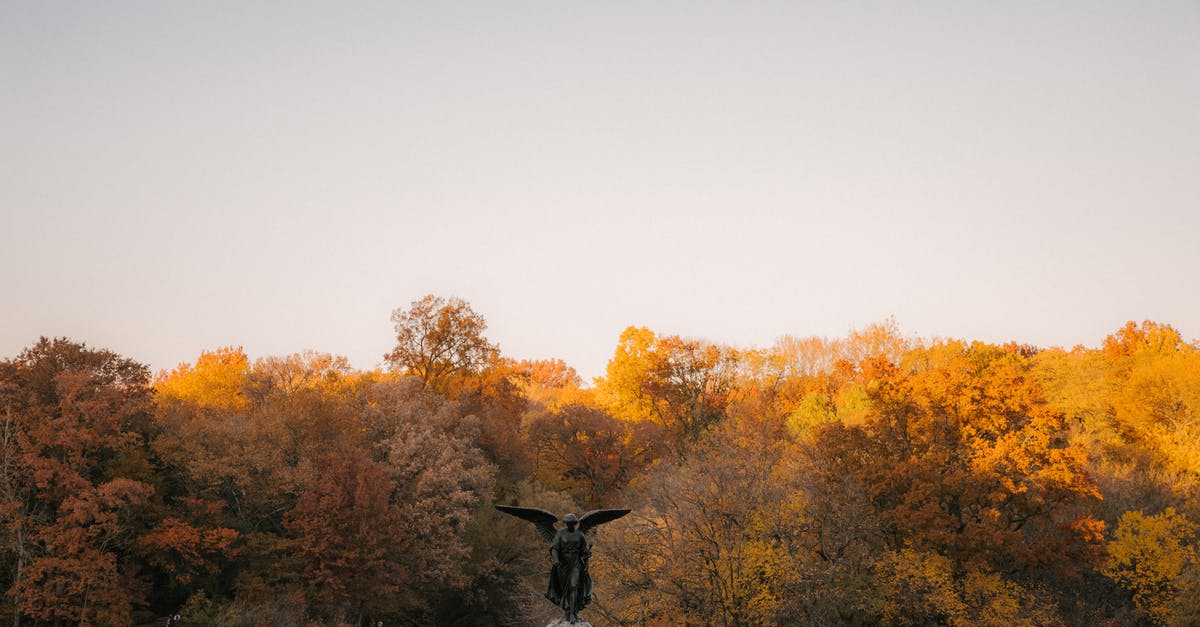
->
546, 620, 592, 627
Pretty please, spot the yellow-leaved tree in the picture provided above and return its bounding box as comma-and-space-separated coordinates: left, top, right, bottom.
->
595, 326, 739, 450
1104, 508, 1200, 625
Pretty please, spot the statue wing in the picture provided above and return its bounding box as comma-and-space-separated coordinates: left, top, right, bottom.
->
495, 505, 559, 543
578, 508, 631, 535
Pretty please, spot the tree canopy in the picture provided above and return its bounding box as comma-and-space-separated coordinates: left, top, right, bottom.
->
2, 307, 1198, 625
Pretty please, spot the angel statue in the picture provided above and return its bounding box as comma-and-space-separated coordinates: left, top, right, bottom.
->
496, 505, 631, 625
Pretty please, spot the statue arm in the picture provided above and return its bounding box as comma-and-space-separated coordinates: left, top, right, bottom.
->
549, 531, 561, 565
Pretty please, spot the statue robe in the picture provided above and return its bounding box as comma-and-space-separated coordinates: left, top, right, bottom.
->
546, 528, 592, 614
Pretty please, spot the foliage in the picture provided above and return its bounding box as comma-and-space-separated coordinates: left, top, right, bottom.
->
848, 344, 1105, 577
597, 426, 788, 625
1, 313, 1198, 625
1104, 508, 1199, 625
525, 403, 663, 507
0, 338, 156, 625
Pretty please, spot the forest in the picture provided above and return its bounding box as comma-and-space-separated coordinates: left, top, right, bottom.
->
2, 295, 1198, 626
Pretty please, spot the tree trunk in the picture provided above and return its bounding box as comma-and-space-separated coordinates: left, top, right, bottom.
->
11, 556, 21, 627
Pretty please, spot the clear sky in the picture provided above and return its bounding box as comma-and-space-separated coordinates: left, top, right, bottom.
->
2, 1, 1198, 381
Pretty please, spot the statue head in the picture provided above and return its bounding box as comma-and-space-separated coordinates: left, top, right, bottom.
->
563, 513, 579, 529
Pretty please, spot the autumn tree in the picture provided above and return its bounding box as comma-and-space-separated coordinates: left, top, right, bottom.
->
596, 327, 740, 447
0, 338, 156, 625
457, 358, 532, 482
771, 340, 1098, 624
872, 549, 1063, 626
1104, 508, 1200, 625
155, 346, 250, 412
385, 295, 499, 396
247, 351, 368, 460
773, 427, 883, 623
875, 548, 965, 624
351, 378, 496, 621
382, 296, 530, 481
135, 499, 238, 601
525, 403, 663, 506
848, 344, 1105, 577
512, 358, 588, 409
594, 327, 659, 423
597, 426, 787, 625
284, 448, 402, 623
246, 351, 354, 399
1104, 322, 1200, 513
773, 341, 1106, 624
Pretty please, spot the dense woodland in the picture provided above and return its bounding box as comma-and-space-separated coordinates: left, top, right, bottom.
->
2, 295, 1199, 626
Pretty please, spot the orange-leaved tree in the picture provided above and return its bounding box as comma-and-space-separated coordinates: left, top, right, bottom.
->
0, 338, 156, 624
284, 448, 403, 622
837, 343, 1105, 576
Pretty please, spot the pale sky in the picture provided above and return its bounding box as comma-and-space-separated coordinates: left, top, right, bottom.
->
2, 1, 1198, 381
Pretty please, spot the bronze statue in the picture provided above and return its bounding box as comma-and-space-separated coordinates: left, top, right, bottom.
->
496, 505, 630, 625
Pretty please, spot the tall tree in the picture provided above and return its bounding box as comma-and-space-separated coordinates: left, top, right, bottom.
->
0, 338, 155, 625
385, 295, 499, 396
354, 378, 496, 620
596, 327, 739, 447
284, 448, 402, 623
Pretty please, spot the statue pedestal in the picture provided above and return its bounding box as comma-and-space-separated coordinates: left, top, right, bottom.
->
546, 621, 592, 627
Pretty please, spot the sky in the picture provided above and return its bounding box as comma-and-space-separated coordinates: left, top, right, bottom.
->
2, 1, 1198, 382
